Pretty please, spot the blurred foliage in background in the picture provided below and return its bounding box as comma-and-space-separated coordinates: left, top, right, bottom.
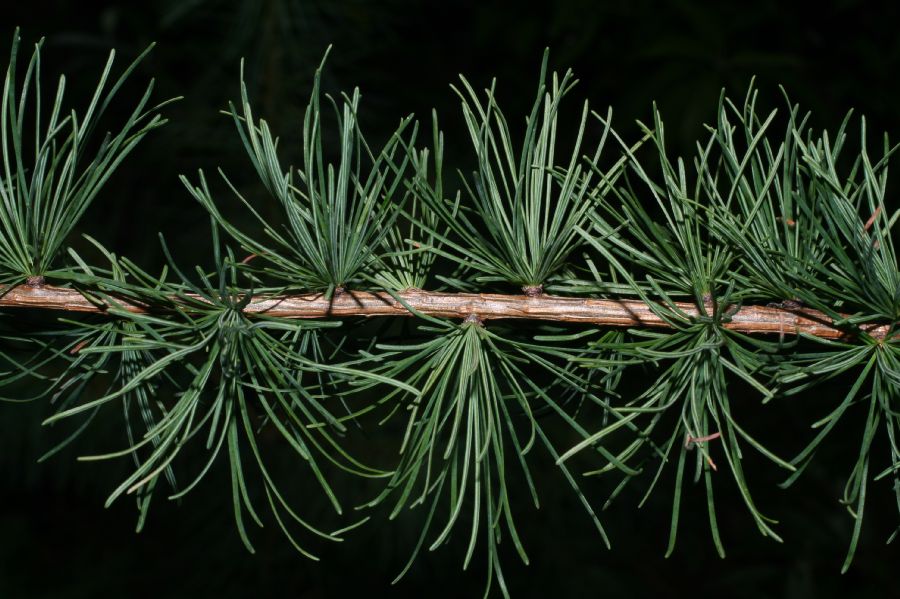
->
2, 1, 900, 597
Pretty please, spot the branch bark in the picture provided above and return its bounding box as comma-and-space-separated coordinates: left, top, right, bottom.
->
0, 284, 890, 340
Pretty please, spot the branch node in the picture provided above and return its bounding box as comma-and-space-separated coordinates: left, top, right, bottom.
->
522, 284, 543, 298
463, 313, 484, 326
700, 292, 716, 317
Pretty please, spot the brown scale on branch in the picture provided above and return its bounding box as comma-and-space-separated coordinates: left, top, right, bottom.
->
0, 284, 893, 340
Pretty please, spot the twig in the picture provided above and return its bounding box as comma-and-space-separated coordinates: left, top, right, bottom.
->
0, 284, 892, 340
685, 432, 722, 471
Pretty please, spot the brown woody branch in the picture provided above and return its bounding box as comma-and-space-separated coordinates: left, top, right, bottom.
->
0, 284, 891, 340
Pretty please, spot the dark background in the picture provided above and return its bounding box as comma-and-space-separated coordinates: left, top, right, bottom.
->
2, 1, 900, 597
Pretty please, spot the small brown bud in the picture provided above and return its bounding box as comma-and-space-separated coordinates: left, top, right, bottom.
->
522, 284, 543, 297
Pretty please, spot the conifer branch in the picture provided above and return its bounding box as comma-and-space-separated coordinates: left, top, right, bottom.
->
1, 284, 890, 340
2, 33, 898, 591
